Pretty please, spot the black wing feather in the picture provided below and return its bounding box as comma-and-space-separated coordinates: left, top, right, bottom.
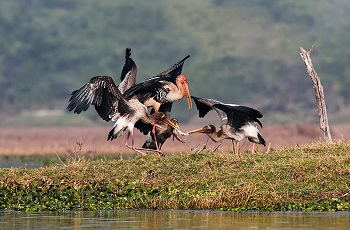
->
111, 83, 135, 116
163, 55, 190, 84
122, 75, 168, 100
191, 96, 215, 118
118, 48, 137, 94
134, 120, 153, 135
191, 96, 227, 122
67, 75, 119, 121
122, 55, 190, 100
213, 104, 263, 128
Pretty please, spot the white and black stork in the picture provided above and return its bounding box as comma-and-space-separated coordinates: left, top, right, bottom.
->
187, 96, 266, 155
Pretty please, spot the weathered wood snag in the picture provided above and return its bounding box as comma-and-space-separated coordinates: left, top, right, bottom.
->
300, 45, 333, 143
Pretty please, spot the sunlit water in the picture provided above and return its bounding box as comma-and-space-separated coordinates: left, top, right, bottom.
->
1, 210, 350, 230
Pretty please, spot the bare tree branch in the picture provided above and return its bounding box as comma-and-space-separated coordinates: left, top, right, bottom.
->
299, 45, 332, 143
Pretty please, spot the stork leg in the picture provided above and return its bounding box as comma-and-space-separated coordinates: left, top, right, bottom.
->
191, 137, 209, 153
150, 122, 165, 157
124, 131, 146, 155
124, 131, 131, 147
135, 123, 165, 157
151, 122, 160, 152
232, 140, 239, 156
251, 143, 256, 153
208, 141, 222, 153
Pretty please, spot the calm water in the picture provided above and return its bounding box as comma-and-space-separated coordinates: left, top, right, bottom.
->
0, 210, 349, 230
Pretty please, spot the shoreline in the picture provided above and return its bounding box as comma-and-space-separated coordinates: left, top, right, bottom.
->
1, 142, 350, 211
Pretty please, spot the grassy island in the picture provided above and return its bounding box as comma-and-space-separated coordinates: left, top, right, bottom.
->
1, 141, 350, 211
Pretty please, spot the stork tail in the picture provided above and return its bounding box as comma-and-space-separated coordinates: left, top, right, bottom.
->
107, 125, 125, 141
258, 133, 266, 146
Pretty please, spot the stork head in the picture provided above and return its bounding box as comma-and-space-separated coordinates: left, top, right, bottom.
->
176, 74, 192, 109
154, 112, 187, 135
186, 124, 216, 135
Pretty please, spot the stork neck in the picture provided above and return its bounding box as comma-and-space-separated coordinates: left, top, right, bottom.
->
168, 83, 184, 100
206, 130, 226, 142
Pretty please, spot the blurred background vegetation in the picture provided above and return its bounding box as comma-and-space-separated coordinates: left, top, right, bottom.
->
1, 0, 350, 127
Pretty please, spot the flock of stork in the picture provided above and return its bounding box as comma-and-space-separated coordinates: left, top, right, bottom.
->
67, 48, 266, 156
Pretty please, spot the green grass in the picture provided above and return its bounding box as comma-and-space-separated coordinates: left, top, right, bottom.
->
1, 141, 350, 211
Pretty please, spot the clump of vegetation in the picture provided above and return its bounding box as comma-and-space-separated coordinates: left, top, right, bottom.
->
1, 141, 350, 211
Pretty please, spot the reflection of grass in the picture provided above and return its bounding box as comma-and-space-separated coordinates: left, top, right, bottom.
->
1, 141, 350, 211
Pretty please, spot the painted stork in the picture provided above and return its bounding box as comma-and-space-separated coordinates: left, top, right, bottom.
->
122, 55, 192, 113
67, 48, 137, 121
187, 96, 266, 155
107, 54, 191, 151
107, 85, 185, 155
136, 54, 191, 152
139, 103, 185, 153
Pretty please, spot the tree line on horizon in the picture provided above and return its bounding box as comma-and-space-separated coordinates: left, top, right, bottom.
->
1, 0, 350, 124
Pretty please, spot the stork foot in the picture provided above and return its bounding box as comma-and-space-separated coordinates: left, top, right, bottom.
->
191, 141, 207, 153
207, 142, 222, 153
125, 142, 147, 156
136, 147, 164, 157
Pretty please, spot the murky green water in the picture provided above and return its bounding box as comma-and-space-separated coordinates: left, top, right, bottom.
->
1, 210, 349, 229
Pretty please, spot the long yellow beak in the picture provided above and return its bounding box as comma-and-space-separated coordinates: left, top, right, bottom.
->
161, 116, 188, 136
171, 119, 186, 143
182, 82, 192, 109
186, 127, 208, 135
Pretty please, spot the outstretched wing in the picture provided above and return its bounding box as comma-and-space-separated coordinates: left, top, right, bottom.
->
159, 55, 190, 84
67, 75, 118, 121
122, 55, 190, 100
191, 96, 227, 123
118, 48, 137, 94
212, 103, 263, 128
110, 84, 136, 117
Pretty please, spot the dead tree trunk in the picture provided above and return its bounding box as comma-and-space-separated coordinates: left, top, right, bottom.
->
299, 45, 333, 144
